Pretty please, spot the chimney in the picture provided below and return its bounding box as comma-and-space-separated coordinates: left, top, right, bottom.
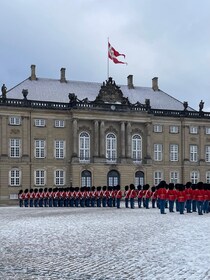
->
152, 77, 159, 91
30, 64, 37, 80
127, 74, 134, 89
60, 68, 66, 83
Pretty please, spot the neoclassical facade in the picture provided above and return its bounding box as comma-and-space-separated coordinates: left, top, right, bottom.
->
1, 65, 210, 205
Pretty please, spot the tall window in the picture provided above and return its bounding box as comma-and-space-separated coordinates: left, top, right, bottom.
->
79, 132, 90, 161
10, 139, 21, 158
35, 170, 46, 186
190, 171, 199, 184
190, 145, 198, 162
55, 140, 65, 159
54, 169, 65, 186
170, 144, 179, 161
154, 171, 163, 185
154, 144, 163, 161
205, 146, 210, 162
9, 169, 21, 186
170, 171, 179, 184
106, 133, 117, 162
107, 170, 120, 186
81, 170, 92, 187
206, 171, 210, 183
35, 140, 46, 158
132, 134, 142, 162
135, 171, 144, 187
169, 125, 179, 134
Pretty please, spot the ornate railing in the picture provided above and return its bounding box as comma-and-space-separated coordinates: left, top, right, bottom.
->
0, 96, 210, 119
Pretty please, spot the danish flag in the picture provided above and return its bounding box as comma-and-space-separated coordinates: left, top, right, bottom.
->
108, 42, 127, 64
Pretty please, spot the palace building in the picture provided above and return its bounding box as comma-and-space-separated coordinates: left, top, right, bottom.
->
0, 64, 210, 205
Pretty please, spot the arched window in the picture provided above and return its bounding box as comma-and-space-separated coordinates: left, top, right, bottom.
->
79, 132, 90, 162
81, 170, 92, 187
106, 133, 117, 162
107, 170, 120, 187
135, 171, 144, 187
132, 134, 142, 162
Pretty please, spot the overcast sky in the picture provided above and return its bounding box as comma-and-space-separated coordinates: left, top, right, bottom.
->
1, 0, 210, 110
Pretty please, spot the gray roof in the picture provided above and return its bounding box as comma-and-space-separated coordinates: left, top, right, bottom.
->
6, 77, 193, 111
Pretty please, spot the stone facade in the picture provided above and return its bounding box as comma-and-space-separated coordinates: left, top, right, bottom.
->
1, 72, 210, 205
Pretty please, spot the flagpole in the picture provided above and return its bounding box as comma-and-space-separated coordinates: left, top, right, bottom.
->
107, 37, 109, 79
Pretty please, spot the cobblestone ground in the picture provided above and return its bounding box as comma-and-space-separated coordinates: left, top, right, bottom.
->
0, 206, 210, 280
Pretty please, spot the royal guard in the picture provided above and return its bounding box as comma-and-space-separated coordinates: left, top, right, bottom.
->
129, 184, 136, 209
29, 188, 34, 207
101, 186, 107, 207
185, 182, 192, 213
196, 182, 205, 215
191, 184, 197, 212
175, 184, 180, 212
203, 184, 209, 213
34, 188, 39, 207
108, 186, 113, 207
18, 189, 23, 207
144, 184, 152, 209
112, 185, 117, 207
142, 185, 147, 207
39, 188, 44, 207
48, 188, 53, 207
116, 185, 122, 208
43, 187, 48, 207
24, 189, 30, 207
124, 185, 130, 208
79, 187, 85, 207
85, 187, 90, 207
156, 181, 167, 214
167, 183, 176, 212
137, 185, 143, 208
53, 188, 58, 207
151, 186, 157, 208
177, 184, 186, 214
96, 186, 102, 207
74, 187, 80, 207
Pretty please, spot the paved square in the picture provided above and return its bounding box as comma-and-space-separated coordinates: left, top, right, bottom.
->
0, 206, 209, 279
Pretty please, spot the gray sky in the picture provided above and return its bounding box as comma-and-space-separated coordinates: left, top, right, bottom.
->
1, 0, 210, 110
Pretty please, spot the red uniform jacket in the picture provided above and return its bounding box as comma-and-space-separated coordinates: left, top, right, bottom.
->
177, 191, 186, 202
167, 190, 177, 201
157, 188, 167, 200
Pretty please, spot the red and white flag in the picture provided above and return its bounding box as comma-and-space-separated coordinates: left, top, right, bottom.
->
108, 42, 127, 64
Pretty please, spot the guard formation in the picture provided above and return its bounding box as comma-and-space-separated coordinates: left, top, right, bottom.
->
18, 181, 210, 215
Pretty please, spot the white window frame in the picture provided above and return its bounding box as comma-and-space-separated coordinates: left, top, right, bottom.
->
132, 134, 142, 163
154, 144, 163, 161
55, 120, 65, 128
34, 119, 46, 127
35, 140, 46, 158
9, 116, 21, 126
205, 127, 210, 135
170, 144, 179, 161
190, 126, 198, 134
190, 171, 199, 184
190, 145, 198, 162
205, 146, 210, 162
9, 168, 21, 186
34, 170, 46, 186
170, 171, 179, 184
206, 171, 210, 183
81, 170, 92, 187
54, 140, 65, 159
79, 132, 90, 162
154, 124, 163, 133
10, 194, 18, 199
106, 133, 117, 162
54, 169, 65, 186
10, 139, 21, 158
169, 125, 179, 134
154, 171, 163, 185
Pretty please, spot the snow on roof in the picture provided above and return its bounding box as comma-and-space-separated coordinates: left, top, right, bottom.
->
6, 77, 192, 111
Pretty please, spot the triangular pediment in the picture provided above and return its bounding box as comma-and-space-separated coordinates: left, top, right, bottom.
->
94, 77, 130, 105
